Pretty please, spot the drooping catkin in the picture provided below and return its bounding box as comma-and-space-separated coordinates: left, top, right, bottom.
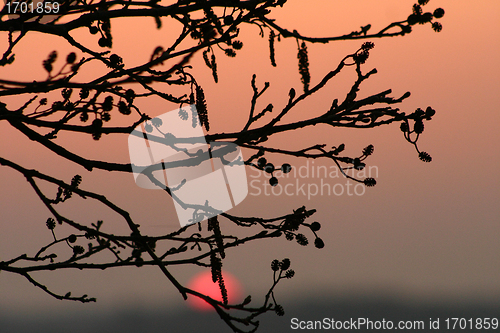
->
196, 85, 209, 131
297, 41, 310, 92
269, 30, 277, 67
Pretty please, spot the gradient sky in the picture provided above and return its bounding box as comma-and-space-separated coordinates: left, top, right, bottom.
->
1, 0, 499, 328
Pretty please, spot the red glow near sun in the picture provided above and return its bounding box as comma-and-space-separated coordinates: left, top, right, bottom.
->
187, 270, 242, 311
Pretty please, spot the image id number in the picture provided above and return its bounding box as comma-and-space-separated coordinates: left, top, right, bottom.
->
5, 1, 60, 14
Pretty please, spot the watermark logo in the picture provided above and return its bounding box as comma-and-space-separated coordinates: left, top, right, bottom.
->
128, 105, 248, 227
249, 160, 378, 200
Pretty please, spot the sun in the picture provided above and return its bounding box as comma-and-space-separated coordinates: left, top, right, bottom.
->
187, 270, 242, 311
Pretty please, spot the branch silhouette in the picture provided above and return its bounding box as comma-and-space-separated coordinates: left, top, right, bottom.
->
0, 0, 443, 331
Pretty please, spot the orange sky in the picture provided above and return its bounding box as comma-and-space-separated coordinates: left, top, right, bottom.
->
1, 0, 499, 319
